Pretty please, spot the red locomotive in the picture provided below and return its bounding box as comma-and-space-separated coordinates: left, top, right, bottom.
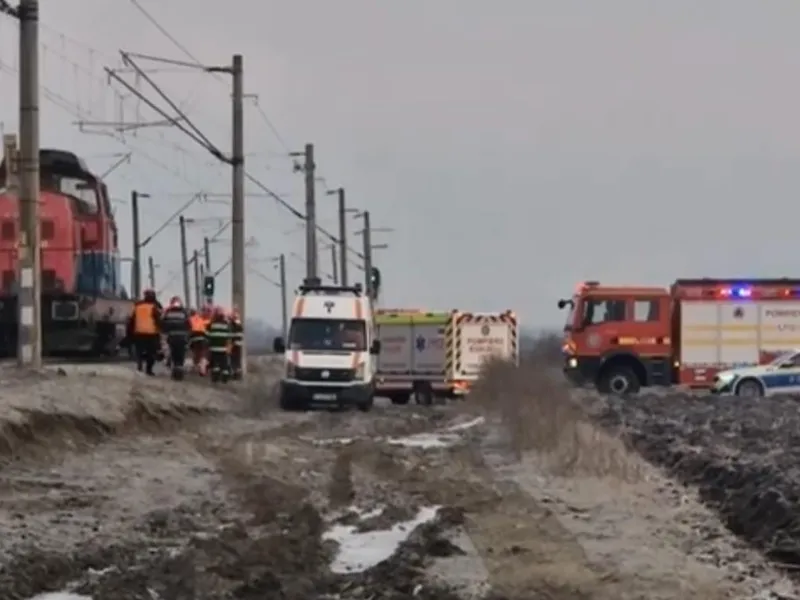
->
0, 135, 133, 357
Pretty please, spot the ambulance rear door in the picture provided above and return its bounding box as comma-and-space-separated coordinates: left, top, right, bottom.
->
451, 311, 518, 381
408, 313, 449, 381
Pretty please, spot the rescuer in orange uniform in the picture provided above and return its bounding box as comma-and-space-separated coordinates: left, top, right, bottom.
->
126, 288, 162, 375
188, 308, 207, 375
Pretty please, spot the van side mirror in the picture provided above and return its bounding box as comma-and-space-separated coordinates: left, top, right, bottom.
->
557, 299, 567, 309
370, 339, 381, 355
273, 337, 285, 353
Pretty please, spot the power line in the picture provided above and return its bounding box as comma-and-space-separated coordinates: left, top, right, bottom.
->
105, 54, 366, 259
128, 0, 202, 70
0, 1, 18, 18
128, 0, 293, 155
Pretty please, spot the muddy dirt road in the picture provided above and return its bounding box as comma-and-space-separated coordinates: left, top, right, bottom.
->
0, 362, 796, 599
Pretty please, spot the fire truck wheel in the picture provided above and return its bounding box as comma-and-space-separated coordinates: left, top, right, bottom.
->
735, 378, 764, 398
599, 366, 640, 395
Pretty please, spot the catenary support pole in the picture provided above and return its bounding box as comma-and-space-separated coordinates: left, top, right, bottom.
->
203, 236, 211, 271
231, 54, 247, 373
17, 0, 41, 367
330, 244, 338, 285
337, 187, 348, 286
362, 210, 373, 298
131, 190, 141, 297
303, 143, 317, 282
147, 256, 156, 289
178, 215, 191, 305
279, 253, 288, 338
193, 249, 201, 308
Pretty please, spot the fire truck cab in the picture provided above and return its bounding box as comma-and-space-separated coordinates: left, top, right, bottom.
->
559, 278, 800, 394
558, 281, 672, 394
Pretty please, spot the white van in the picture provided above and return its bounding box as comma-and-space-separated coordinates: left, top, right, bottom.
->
272, 283, 380, 411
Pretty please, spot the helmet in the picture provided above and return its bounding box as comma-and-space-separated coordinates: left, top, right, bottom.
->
142, 288, 156, 302
213, 305, 226, 318
169, 295, 183, 307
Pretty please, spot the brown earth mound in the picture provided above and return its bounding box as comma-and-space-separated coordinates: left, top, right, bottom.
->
0, 367, 226, 463
591, 392, 800, 570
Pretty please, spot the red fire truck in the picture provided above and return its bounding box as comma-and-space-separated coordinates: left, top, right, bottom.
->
558, 279, 800, 394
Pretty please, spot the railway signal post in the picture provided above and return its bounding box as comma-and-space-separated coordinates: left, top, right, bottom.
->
17, 0, 42, 368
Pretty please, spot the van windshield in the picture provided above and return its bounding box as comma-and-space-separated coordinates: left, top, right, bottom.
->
289, 318, 367, 351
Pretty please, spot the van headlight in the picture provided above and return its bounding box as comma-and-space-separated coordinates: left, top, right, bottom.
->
285, 362, 297, 378
353, 362, 366, 380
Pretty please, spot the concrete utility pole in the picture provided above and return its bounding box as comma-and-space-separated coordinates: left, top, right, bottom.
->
17, 0, 41, 367
362, 210, 373, 297
230, 54, 247, 374
178, 215, 191, 306
147, 256, 156, 289
337, 188, 348, 286
330, 244, 339, 285
279, 253, 288, 337
192, 249, 201, 309
291, 144, 317, 282
203, 236, 211, 271
130, 190, 144, 297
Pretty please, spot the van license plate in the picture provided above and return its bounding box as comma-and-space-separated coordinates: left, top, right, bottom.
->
313, 393, 337, 401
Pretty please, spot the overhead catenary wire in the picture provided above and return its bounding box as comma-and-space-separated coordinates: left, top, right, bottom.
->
127, 0, 295, 157
105, 53, 367, 260
248, 265, 280, 288
0, 0, 18, 18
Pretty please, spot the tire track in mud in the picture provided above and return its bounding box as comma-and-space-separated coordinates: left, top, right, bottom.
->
346, 413, 621, 599
0, 401, 482, 599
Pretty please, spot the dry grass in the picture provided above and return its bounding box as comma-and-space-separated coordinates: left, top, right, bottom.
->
470, 335, 641, 481
236, 356, 283, 416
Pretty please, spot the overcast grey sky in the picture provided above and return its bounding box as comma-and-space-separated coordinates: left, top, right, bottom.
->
2, 1, 800, 328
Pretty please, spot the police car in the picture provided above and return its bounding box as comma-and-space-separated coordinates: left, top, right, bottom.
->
712, 350, 800, 397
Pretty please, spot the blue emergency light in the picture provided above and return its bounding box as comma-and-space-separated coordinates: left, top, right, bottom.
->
719, 286, 752, 298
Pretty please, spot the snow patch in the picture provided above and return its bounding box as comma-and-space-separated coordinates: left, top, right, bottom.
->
444, 416, 485, 432
27, 593, 92, 600
387, 433, 460, 448
323, 505, 441, 573
311, 437, 355, 447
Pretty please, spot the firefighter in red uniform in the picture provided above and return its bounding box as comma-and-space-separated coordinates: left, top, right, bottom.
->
162, 296, 191, 380
126, 288, 162, 375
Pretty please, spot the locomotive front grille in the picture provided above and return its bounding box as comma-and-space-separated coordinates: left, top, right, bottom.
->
295, 367, 354, 382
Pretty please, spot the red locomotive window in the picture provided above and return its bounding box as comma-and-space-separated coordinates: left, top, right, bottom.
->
1, 220, 14, 241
